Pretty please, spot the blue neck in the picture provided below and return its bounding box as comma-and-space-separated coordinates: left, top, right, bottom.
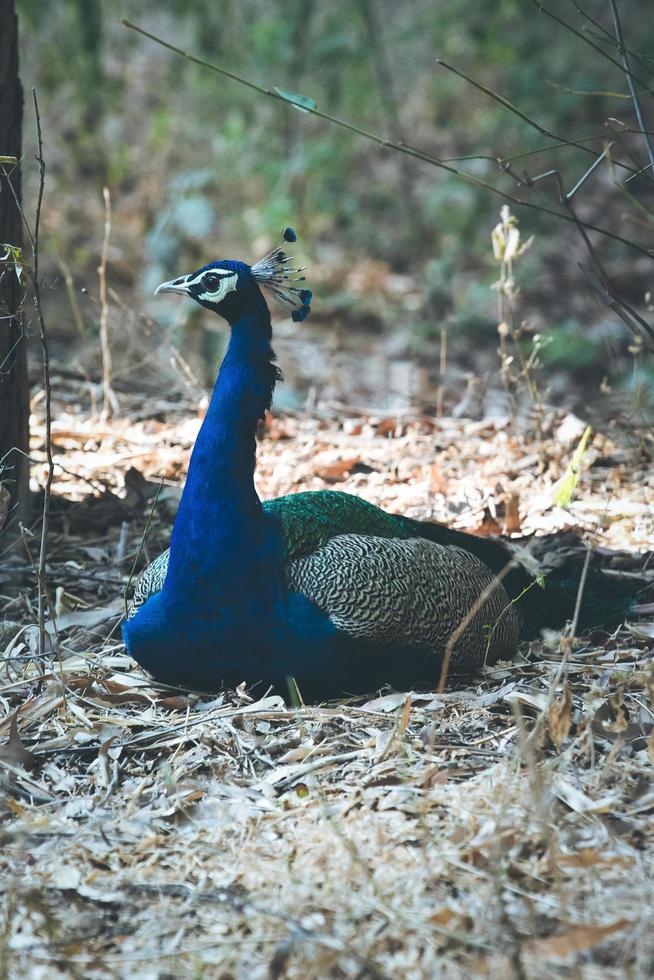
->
162, 292, 279, 603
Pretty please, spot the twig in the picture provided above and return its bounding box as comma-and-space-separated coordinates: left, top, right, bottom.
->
609, 0, 654, 175
436, 59, 637, 177
30, 91, 56, 661
120, 19, 654, 263
566, 141, 614, 199
503, 160, 654, 351
98, 186, 114, 419
437, 558, 518, 693
569, 540, 593, 639
530, 1, 654, 97
438, 127, 654, 167
122, 476, 164, 621
580, 262, 654, 350
572, 2, 653, 78
436, 325, 447, 417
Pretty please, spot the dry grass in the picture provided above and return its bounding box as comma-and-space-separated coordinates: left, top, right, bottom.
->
1, 384, 653, 978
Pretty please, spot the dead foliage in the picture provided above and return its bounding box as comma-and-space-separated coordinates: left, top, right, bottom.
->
1, 380, 653, 978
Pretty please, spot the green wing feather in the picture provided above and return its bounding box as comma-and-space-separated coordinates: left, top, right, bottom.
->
265, 490, 416, 558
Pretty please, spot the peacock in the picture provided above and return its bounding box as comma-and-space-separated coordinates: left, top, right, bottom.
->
123, 230, 646, 700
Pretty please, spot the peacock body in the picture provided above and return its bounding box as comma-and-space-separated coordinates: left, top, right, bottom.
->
128, 489, 522, 674
123, 231, 645, 700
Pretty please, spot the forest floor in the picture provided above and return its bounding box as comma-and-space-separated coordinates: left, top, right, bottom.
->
1, 379, 654, 979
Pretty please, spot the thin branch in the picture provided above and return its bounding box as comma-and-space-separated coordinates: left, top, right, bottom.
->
503, 158, 654, 351
437, 559, 518, 693
572, 1, 654, 78
531, 1, 654, 97
569, 541, 592, 638
609, 0, 654, 175
566, 141, 614, 199
30, 90, 57, 659
98, 186, 114, 419
580, 264, 654, 350
122, 476, 164, 622
436, 59, 639, 178
121, 19, 654, 264
437, 126, 654, 167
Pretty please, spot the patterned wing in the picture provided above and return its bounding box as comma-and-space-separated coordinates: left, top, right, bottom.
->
127, 490, 411, 616
126, 550, 169, 619
286, 534, 521, 673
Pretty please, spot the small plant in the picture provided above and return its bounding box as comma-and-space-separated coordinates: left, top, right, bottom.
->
491, 205, 548, 439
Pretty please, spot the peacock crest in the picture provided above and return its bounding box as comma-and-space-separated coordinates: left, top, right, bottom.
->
252, 227, 313, 322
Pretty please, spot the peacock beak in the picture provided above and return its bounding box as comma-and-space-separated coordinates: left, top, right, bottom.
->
155, 275, 192, 296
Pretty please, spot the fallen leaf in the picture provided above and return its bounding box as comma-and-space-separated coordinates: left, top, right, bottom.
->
376, 418, 400, 437
627, 621, 654, 641
52, 865, 82, 890
558, 848, 631, 869
0, 484, 10, 532
398, 695, 412, 735
554, 778, 618, 814
526, 919, 631, 959
548, 685, 572, 750
0, 717, 40, 772
648, 728, 654, 767
474, 506, 502, 537
503, 491, 521, 533
46, 598, 124, 635
314, 457, 364, 482
360, 692, 411, 713
429, 464, 449, 495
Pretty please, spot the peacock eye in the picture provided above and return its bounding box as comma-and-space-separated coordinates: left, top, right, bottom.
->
202, 273, 221, 291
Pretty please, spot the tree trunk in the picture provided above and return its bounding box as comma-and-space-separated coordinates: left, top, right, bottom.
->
0, 0, 28, 531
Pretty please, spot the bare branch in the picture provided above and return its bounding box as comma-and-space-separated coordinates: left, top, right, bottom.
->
531, 1, 654, 97
98, 186, 114, 419
121, 19, 654, 264
30, 89, 57, 659
609, 0, 654, 175
436, 59, 639, 179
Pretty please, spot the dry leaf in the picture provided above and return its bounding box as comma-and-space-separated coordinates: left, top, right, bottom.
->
548, 685, 573, 750
627, 622, 654, 641
554, 778, 618, 814
0, 484, 10, 532
558, 848, 631, 869
398, 695, 412, 735
314, 457, 364, 482
429, 463, 449, 494
376, 418, 400, 437
526, 919, 631, 959
503, 491, 521, 533
474, 506, 502, 536
0, 716, 40, 772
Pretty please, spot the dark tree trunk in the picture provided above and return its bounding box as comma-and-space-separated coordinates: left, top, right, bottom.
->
0, 0, 28, 530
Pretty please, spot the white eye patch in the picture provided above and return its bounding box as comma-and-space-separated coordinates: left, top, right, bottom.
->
187, 268, 238, 303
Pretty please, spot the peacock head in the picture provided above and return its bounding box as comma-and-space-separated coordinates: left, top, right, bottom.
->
154, 227, 312, 324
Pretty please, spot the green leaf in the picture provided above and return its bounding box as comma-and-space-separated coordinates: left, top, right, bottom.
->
0, 243, 25, 281
274, 87, 317, 113
553, 425, 592, 509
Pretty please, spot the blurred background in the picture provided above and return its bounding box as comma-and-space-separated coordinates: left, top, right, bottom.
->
15, 0, 654, 425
